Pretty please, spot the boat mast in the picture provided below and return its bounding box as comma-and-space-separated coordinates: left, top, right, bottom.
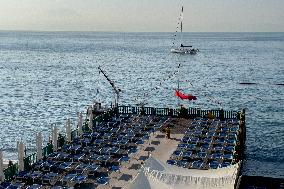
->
180, 6, 184, 47
177, 63, 181, 106
98, 66, 121, 107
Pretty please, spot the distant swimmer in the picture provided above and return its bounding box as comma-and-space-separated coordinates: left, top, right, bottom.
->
239, 82, 284, 86
239, 82, 257, 85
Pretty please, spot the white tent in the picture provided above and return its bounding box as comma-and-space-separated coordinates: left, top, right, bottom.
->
77, 112, 83, 136
129, 170, 172, 189
65, 118, 72, 142
129, 156, 240, 189
128, 170, 151, 189
17, 141, 25, 171
36, 132, 43, 161
0, 151, 4, 182
52, 126, 58, 151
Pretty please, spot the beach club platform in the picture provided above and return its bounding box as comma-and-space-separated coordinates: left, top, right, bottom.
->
0, 105, 246, 189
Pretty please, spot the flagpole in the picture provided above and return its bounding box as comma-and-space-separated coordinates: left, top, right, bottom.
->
177, 64, 181, 107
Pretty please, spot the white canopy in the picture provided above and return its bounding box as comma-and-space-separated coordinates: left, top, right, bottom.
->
128, 156, 240, 189
128, 170, 172, 189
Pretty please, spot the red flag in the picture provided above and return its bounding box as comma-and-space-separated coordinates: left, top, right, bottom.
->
175, 90, 197, 100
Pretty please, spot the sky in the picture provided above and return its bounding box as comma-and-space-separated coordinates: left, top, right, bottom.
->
0, 0, 283, 32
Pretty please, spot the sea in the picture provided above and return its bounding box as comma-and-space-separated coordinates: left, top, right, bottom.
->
0, 31, 283, 178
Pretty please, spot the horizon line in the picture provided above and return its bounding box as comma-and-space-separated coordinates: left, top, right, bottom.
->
0, 30, 283, 33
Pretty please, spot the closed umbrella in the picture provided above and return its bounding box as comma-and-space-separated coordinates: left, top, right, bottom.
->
65, 118, 71, 142
18, 141, 25, 171
52, 126, 58, 151
87, 105, 93, 118
88, 110, 93, 130
0, 151, 4, 182
36, 132, 43, 161
77, 112, 83, 136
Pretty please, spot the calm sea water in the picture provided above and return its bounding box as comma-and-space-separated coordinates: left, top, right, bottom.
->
0, 32, 283, 178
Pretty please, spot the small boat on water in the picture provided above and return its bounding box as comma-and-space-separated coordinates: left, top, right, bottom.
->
171, 6, 199, 54
171, 45, 199, 54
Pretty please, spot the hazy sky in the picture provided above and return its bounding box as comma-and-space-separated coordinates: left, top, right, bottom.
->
0, 0, 283, 32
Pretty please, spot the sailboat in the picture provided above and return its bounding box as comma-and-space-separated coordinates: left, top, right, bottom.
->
171, 6, 199, 54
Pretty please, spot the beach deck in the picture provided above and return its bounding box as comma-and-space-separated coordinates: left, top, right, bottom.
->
0, 105, 245, 189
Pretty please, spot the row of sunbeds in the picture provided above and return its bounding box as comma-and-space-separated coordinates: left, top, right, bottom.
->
1, 114, 169, 189
167, 118, 240, 169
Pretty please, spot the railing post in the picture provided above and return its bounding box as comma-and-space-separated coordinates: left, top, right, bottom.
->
219, 109, 224, 120
140, 106, 146, 115
169, 108, 173, 117
178, 106, 188, 118
188, 108, 192, 118
197, 108, 201, 117
132, 107, 136, 114
152, 108, 156, 115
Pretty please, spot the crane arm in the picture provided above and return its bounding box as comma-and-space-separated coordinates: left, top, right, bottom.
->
98, 66, 121, 96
